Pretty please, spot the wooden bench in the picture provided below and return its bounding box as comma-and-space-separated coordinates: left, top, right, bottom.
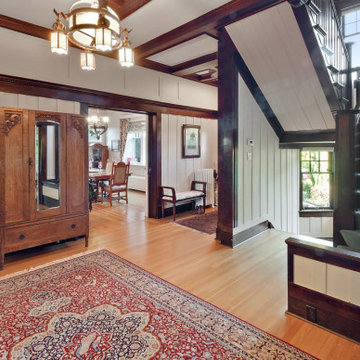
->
160, 181, 207, 221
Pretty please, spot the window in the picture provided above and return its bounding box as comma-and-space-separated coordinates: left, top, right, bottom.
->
343, 6, 360, 67
300, 150, 334, 210
123, 130, 146, 165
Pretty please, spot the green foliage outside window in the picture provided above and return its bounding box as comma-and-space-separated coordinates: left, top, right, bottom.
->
300, 150, 333, 209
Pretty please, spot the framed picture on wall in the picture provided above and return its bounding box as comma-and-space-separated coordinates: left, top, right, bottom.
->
111, 139, 120, 152
182, 125, 200, 158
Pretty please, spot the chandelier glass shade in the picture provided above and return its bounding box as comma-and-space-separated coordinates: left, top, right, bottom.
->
51, 0, 134, 70
81, 51, 96, 71
88, 115, 109, 139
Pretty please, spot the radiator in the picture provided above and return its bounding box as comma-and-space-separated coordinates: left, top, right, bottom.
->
194, 169, 215, 206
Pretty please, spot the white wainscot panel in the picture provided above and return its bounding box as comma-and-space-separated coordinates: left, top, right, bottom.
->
0, 92, 18, 107
125, 66, 160, 100
159, 76, 179, 101
57, 99, 80, 114
327, 264, 360, 305
310, 217, 322, 235
299, 216, 311, 234
321, 217, 333, 237
38, 97, 57, 112
18, 94, 38, 110
294, 255, 326, 293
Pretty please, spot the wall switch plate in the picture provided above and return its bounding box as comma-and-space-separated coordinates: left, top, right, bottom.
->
306, 305, 318, 323
247, 152, 252, 161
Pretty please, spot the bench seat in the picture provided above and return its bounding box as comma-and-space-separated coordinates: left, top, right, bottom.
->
160, 181, 207, 221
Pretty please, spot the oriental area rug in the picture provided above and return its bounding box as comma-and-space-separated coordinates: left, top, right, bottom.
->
0, 249, 315, 359
176, 210, 218, 234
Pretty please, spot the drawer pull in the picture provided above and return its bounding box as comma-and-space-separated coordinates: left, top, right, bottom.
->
19, 234, 25, 240
71, 224, 76, 229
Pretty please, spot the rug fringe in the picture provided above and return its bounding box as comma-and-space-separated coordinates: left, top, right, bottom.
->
0, 248, 105, 281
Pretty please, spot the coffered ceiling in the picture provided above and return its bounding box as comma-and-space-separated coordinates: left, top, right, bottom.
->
0, 0, 283, 87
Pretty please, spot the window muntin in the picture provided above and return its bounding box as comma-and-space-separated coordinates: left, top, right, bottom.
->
300, 150, 334, 209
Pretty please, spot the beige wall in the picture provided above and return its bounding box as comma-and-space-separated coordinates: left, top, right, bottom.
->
235, 76, 299, 234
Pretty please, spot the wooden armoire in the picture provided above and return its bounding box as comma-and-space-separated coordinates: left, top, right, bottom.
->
0, 107, 89, 269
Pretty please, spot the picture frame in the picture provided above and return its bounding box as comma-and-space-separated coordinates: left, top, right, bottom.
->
182, 125, 200, 158
111, 139, 120, 152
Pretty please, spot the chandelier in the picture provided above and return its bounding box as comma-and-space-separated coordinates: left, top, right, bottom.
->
88, 115, 109, 139
51, 0, 134, 71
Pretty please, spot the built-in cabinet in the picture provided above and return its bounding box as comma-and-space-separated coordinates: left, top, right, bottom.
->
0, 107, 89, 269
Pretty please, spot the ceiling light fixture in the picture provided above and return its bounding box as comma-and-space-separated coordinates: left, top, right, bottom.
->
51, 0, 134, 70
87, 114, 109, 139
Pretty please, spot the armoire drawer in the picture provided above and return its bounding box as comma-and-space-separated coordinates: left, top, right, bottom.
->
4, 216, 87, 253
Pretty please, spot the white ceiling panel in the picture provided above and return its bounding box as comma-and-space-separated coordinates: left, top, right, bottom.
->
122, 0, 231, 47
147, 35, 218, 66
226, 1, 335, 131
0, 0, 231, 47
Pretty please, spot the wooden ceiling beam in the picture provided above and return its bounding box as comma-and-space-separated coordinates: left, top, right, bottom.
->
134, 0, 285, 60
108, 0, 152, 20
171, 52, 217, 73
0, 14, 50, 40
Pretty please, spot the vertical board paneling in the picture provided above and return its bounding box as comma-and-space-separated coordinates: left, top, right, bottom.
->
236, 77, 299, 234
161, 114, 218, 194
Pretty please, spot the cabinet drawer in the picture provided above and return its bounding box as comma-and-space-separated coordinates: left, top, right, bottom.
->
4, 216, 87, 253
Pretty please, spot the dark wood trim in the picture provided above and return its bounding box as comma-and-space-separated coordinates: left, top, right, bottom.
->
80, 103, 89, 116
286, 237, 360, 271
172, 53, 218, 73
0, 14, 50, 41
234, 52, 285, 139
134, 0, 285, 60
287, 283, 360, 343
232, 221, 270, 246
109, 0, 153, 20
292, 5, 341, 111
148, 113, 162, 218
299, 210, 334, 217
0, 74, 217, 119
134, 58, 174, 74
333, 111, 357, 246
280, 142, 335, 149
280, 130, 336, 144
216, 29, 239, 246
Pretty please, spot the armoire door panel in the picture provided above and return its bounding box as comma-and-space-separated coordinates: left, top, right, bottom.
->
0, 108, 29, 224
66, 114, 88, 214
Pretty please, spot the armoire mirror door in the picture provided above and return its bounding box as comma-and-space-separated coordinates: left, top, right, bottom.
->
29, 111, 67, 220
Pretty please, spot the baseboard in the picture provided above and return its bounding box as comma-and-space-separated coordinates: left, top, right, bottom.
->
216, 221, 271, 247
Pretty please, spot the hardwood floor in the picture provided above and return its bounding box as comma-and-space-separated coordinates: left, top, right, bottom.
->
2, 193, 359, 359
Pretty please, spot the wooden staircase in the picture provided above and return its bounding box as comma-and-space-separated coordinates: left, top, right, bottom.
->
292, 0, 350, 110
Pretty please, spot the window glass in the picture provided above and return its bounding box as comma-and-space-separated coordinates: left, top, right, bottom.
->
300, 150, 334, 209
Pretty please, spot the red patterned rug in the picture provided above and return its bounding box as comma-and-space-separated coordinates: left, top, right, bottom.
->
0, 249, 315, 359
176, 211, 218, 234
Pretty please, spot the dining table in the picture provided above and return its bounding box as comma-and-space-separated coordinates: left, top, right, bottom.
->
89, 170, 111, 198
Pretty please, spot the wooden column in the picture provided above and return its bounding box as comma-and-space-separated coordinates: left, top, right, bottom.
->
216, 29, 239, 246
148, 113, 162, 218
333, 110, 357, 246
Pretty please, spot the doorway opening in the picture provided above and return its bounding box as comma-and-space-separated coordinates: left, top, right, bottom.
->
88, 107, 149, 217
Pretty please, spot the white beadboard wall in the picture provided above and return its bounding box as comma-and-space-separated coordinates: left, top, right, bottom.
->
0, 92, 80, 114
161, 114, 217, 192
0, 28, 217, 111
235, 75, 299, 234
299, 217, 333, 238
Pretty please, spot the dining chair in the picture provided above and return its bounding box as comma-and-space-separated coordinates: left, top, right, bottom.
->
101, 162, 130, 206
